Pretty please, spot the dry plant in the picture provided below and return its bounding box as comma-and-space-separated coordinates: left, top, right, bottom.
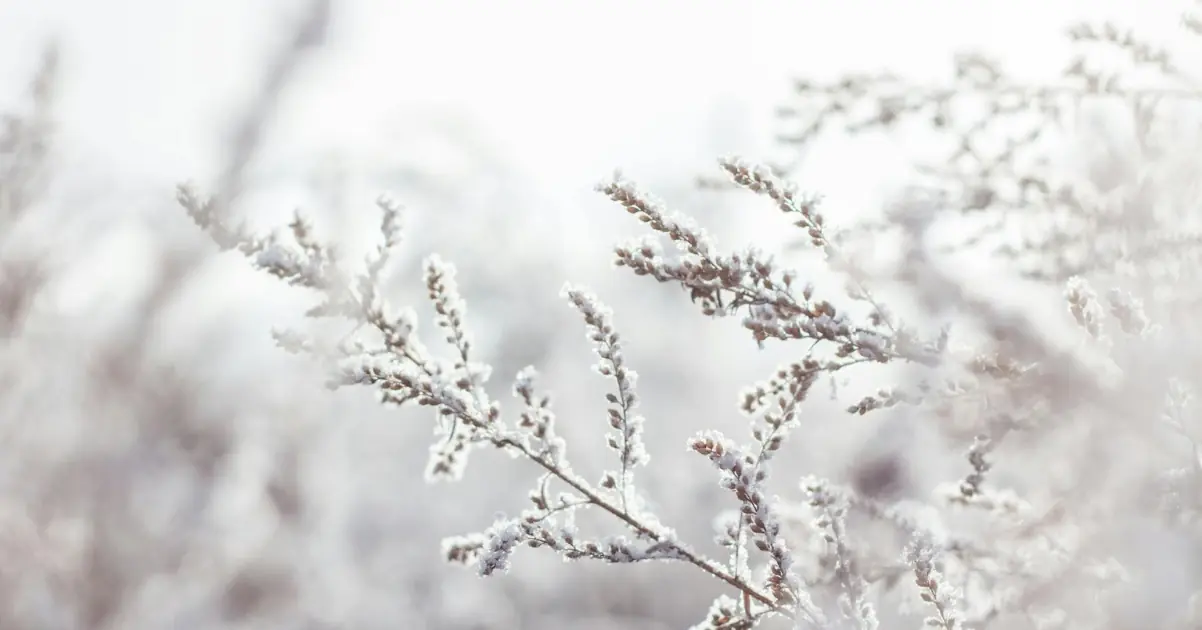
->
178, 5, 1202, 625
0, 1, 1179, 629
768, 6, 1202, 295
0, 3, 356, 629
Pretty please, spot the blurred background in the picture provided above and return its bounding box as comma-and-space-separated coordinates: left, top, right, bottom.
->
0, 0, 1193, 628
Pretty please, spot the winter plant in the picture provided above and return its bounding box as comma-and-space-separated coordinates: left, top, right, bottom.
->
13, 2, 1188, 629
768, 8, 1202, 292
176, 8, 1202, 619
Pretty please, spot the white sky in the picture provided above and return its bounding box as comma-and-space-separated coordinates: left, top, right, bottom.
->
0, 0, 1189, 228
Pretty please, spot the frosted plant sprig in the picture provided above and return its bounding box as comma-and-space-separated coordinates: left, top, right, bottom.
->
845, 386, 924, 416
182, 187, 489, 479
769, 15, 1202, 284
562, 284, 649, 512
369, 194, 404, 272
905, 533, 969, 630
424, 255, 475, 376
424, 254, 494, 472
605, 170, 914, 367
939, 420, 1030, 516
725, 360, 819, 587
178, 152, 1198, 627
512, 367, 566, 465
446, 513, 694, 577
183, 188, 799, 623
690, 431, 825, 625
612, 162, 955, 382
182, 154, 1181, 628
804, 477, 878, 630
718, 157, 830, 250
722, 155, 903, 349
179, 188, 359, 318
153, 5, 1202, 628
692, 594, 767, 630
599, 173, 718, 260
434, 417, 790, 615
957, 434, 996, 503
357, 194, 405, 309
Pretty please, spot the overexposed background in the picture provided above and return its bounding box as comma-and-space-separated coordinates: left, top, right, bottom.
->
0, 0, 1185, 217
0, 1, 1193, 628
